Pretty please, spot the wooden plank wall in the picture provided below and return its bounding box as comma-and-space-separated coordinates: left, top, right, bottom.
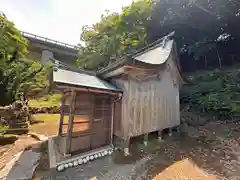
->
112, 57, 180, 139
111, 79, 129, 140
68, 92, 113, 154
113, 100, 122, 137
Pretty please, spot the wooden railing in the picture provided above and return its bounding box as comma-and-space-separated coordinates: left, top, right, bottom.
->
20, 31, 79, 50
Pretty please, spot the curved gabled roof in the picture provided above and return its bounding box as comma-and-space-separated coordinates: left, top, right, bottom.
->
97, 32, 175, 75
133, 40, 173, 65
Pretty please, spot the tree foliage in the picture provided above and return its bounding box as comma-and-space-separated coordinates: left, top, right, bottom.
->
77, 0, 240, 72
181, 68, 240, 118
76, 0, 240, 117
0, 14, 47, 106
149, 0, 240, 72
77, 0, 152, 70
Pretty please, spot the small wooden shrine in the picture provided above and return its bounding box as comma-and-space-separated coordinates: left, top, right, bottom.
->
49, 32, 184, 170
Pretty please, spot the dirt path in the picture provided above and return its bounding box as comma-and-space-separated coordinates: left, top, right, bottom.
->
35, 121, 240, 180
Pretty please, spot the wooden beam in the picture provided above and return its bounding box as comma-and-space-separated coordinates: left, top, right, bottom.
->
124, 65, 155, 71
58, 92, 66, 136
56, 85, 121, 96
65, 90, 76, 155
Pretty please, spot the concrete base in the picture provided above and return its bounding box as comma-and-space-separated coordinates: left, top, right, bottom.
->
124, 148, 130, 156
48, 137, 57, 168
56, 145, 113, 168
48, 136, 114, 169
63, 154, 71, 158
176, 126, 180, 133
143, 133, 148, 147
157, 130, 163, 141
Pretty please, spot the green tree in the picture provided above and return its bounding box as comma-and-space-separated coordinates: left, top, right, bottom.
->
18, 60, 51, 100
148, 0, 240, 71
77, 0, 153, 70
0, 14, 45, 106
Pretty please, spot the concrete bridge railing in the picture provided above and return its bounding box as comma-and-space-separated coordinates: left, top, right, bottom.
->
21, 31, 79, 50
21, 31, 79, 65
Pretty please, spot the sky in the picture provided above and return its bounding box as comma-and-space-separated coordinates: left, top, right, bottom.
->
1, 0, 132, 45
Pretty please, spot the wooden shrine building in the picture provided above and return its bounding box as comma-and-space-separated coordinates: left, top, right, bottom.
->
49, 32, 184, 168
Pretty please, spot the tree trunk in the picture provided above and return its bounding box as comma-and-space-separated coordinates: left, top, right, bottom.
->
204, 55, 208, 69
215, 45, 222, 68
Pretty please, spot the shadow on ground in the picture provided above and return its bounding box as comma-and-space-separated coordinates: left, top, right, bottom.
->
33, 121, 240, 180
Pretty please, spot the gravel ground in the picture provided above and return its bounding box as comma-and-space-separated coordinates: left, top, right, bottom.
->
39, 154, 152, 180
34, 121, 240, 180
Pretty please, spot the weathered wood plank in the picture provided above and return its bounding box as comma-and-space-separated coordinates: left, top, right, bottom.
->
58, 92, 66, 136
66, 90, 76, 154
110, 101, 114, 144
112, 56, 181, 139
89, 94, 94, 149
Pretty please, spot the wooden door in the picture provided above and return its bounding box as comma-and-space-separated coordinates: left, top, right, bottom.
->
70, 93, 92, 154
91, 95, 112, 149
69, 93, 112, 155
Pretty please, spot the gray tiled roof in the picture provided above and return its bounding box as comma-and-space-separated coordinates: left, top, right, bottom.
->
53, 67, 121, 92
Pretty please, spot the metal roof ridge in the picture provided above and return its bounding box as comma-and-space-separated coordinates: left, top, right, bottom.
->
97, 31, 175, 74
50, 57, 96, 76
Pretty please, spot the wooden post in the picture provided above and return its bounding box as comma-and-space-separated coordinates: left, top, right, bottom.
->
144, 133, 148, 146
89, 94, 94, 150
110, 101, 115, 145
65, 90, 76, 155
58, 92, 66, 136
157, 130, 162, 141
124, 138, 130, 156
168, 128, 172, 137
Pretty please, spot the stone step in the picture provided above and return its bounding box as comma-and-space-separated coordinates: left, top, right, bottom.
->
11, 123, 28, 127
5, 150, 41, 180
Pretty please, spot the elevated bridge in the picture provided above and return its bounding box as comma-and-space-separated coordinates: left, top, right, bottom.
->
21, 31, 79, 65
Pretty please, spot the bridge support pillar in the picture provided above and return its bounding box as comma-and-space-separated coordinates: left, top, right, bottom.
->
41, 50, 53, 65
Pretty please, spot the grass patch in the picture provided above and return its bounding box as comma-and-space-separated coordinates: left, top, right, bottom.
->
29, 94, 62, 108
30, 114, 68, 136
0, 124, 9, 131
2, 134, 17, 137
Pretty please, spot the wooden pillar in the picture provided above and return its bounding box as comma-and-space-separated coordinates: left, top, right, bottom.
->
144, 133, 148, 146
176, 126, 180, 133
110, 101, 115, 145
58, 92, 66, 136
157, 130, 162, 141
123, 138, 130, 156
89, 94, 94, 150
65, 90, 76, 155
168, 128, 172, 137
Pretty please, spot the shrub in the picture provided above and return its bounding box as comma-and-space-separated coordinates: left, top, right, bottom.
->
181, 68, 240, 119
